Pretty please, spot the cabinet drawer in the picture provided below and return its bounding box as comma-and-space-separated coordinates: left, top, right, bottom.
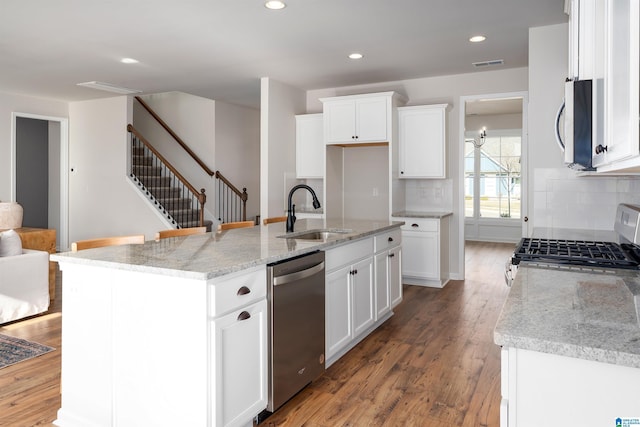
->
208, 266, 266, 318
374, 228, 402, 253
325, 237, 374, 272
399, 218, 439, 232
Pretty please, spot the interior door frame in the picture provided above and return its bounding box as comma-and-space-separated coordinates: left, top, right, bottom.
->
457, 91, 528, 279
11, 112, 69, 251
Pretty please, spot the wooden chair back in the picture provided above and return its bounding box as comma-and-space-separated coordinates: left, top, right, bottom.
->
155, 227, 207, 241
262, 216, 287, 225
217, 221, 254, 231
71, 234, 145, 252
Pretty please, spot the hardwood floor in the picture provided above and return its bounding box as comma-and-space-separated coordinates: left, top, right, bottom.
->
0, 241, 515, 427
0, 270, 62, 427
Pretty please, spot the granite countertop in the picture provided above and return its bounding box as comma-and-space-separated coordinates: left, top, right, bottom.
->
52, 218, 403, 280
392, 210, 453, 219
495, 257, 640, 369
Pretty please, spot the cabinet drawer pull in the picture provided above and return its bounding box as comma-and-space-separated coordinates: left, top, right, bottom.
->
388, 237, 393, 242
411, 223, 419, 228
237, 286, 251, 296
237, 311, 251, 321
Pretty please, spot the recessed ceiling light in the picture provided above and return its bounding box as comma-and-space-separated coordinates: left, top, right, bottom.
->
264, 1, 286, 10
348, 53, 363, 60
469, 35, 487, 43
77, 81, 142, 95
121, 58, 139, 64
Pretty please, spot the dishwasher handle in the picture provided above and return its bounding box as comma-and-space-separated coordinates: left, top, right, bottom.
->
273, 261, 325, 286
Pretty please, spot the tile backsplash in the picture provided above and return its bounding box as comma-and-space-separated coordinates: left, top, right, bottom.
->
533, 168, 640, 230
405, 179, 454, 211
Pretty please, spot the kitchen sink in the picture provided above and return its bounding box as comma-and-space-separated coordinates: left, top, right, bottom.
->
277, 229, 352, 241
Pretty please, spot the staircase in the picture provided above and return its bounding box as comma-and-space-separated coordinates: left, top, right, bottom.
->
130, 145, 211, 230
127, 96, 248, 230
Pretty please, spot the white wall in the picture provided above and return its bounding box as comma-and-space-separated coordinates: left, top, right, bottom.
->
69, 96, 166, 243
214, 101, 260, 221
306, 67, 528, 280
0, 92, 68, 202
528, 24, 568, 174
260, 78, 306, 220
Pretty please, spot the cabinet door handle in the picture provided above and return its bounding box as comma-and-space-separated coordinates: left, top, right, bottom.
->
388, 237, 393, 242
237, 311, 251, 321
237, 286, 251, 296
400, 171, 404, 174
389, 253, 395, 258
411, 223, 419, 228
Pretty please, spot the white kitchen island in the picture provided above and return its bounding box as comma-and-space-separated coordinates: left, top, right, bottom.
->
52, 218, 403, 427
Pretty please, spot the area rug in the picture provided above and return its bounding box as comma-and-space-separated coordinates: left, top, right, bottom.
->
0, 333, 54, 369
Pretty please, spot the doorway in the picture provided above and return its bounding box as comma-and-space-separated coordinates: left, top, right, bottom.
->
11, 113, 69, 251
458, 92, 528, 278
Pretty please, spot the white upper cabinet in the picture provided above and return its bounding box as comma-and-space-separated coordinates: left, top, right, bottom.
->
398, 104, 447, 179
295, 113, 324, 179
595, 0, 639, 171
321, 93, 391, 145
572, 0, 640, 172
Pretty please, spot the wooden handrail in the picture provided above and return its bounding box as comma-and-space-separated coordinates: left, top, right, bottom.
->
128, 124, 206, 208
215, 171, 248, 202
134, 96, 215, 177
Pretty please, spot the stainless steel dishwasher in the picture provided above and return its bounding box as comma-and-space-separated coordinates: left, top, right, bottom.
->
265, 250, 325, 413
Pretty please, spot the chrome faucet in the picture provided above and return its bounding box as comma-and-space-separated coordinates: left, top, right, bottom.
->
286, 184, 321, 232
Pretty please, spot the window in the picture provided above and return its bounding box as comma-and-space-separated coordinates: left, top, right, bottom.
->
465, 131, 521, 219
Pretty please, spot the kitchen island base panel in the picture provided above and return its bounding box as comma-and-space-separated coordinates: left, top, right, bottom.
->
502, 347, 640, 427
55, 262, 263, 427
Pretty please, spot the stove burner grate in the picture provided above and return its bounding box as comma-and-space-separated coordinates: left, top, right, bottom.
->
513, 238, 640, 269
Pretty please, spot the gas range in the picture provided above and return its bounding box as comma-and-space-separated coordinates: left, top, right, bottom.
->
506, 204, 640, 285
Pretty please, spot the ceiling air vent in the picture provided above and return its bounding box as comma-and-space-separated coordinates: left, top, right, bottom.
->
472, 59, 504, 68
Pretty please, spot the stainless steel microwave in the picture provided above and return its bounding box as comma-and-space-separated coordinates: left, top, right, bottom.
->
555, 79, 594, 171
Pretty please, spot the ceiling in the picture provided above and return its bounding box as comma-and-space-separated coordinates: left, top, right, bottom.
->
0, 0, 567, 109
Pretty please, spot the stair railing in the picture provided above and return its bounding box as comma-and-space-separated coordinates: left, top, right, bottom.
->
135, 96, 215, 177
215, 171, 248, 223
128, 124, 206, 228
134, 96, 247, 224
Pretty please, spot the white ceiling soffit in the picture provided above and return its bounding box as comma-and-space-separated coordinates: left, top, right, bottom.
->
0, 0, 567, 108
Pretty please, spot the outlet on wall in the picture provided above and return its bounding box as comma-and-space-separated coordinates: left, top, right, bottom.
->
372, 187, 379, 197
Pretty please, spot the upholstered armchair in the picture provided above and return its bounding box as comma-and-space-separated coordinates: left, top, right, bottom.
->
0, 249, 50, 324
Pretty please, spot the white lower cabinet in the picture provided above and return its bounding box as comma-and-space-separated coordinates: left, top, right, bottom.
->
325, 256, 374, 359
387, 247, 402, 308
399, 217, 449, 288
212, 299, 267, 427
326, 265, 353, 358
501, 347, 640, 427
325, 228, 403, 367
351, 257, 375, 337
374, 229, 402, 316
